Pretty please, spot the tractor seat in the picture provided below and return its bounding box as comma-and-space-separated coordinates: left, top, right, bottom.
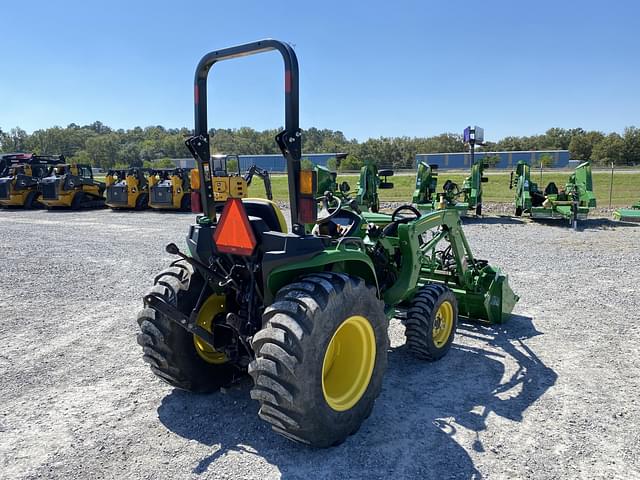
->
243, 198, 287, 233
544, 182, 558, 195
381, 218, 412, 237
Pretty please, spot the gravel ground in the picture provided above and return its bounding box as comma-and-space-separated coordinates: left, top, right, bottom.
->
1, 207, 639, 479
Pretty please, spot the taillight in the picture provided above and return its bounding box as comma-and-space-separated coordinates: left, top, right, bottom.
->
299, 170, 316, 195
297, 170, 317, 224
298, 197, 316, 224
213, 198, 256, 256
191, 192, 202, 213
190, 168, 200, 190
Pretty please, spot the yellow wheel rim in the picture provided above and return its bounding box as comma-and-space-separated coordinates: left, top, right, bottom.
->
322, 315, 376, 412
193, 294, 229, 364
432, 301, 454, 348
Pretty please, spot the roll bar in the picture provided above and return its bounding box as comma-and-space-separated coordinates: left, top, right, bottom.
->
186, 39, 303, 230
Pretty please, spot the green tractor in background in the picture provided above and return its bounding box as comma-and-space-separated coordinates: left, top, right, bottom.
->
414, 126, 488, 216
412, 161, 439, 210
510, 160, 596, 229
315, 154, 393, 213
136, 39, 519, 448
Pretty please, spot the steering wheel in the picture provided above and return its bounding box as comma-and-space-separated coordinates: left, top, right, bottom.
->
391, 204, 421, 223
315, 191, 342, 224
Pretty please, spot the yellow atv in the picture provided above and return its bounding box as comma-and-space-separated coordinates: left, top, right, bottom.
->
148, 168, 192, 211
105, 168, 149, 210
39, 164, 106, 209
0, 154, 62, 208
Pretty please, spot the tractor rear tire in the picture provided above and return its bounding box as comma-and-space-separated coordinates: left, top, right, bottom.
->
249, 273, 388, 447
405, 283, 458, 361
515, 206, 523, 216
476, 202, 482, 216
136, 260, 237, 392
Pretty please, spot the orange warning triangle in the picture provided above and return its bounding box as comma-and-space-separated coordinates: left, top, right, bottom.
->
213, 198, 257, 256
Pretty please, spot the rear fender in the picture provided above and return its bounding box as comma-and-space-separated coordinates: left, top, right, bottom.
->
265, 248, 379, 304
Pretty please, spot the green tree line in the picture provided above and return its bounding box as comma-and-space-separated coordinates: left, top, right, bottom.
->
1, 122, 638, 169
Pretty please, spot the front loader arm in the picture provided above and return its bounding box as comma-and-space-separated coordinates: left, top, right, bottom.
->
383, 209, 470, 305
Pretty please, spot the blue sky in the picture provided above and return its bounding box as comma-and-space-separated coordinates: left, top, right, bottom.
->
1, 0, 638, 141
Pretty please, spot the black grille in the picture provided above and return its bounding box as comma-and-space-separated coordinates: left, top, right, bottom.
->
151, 186, 173, 205
41, 181, 59, 200
0, 180, 10, 200
107, 186, 128, 204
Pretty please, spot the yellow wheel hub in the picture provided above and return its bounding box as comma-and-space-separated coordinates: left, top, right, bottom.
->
322, 315, 376, 412
432, 300, 454, 348
193, 294, 229, 364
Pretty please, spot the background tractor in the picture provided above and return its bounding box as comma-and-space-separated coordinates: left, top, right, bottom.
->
0, 154, 62, 208
413, 161, 439, 213
413, 127, 488, 216
190, 154, 274, 213
105, 168, 150, 210
510, 160, 596, 229
39, 163, 105, 209
148, 168, 192, 211
353, 159, 394, 213
315, 154, 393, 213
136, 39, 518, 448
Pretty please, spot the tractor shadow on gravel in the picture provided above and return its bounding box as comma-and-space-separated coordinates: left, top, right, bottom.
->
528, 217, 639, 231
461, 215, 525, 226
157, 314, 556, 479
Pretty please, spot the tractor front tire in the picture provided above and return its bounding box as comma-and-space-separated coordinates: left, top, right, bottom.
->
249, 273, 388, 447
136, 260, 237, 392
405, 284, 458, 361
515, 206, 523, 217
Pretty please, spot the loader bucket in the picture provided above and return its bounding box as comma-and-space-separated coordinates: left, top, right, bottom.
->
483, 271, 519, 324
458, 266, 519, 324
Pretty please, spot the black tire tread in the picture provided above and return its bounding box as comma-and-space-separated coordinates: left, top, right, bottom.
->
405, 283, 457, 361
248, 272, 388, 447
136, 260, 235, 392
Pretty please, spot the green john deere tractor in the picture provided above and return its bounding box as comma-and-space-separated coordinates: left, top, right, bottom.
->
136, 39, 519, 448
510, 160, 596, 229
414, 127, 488, 216
414, 160, 487, 216
412, 161, 439, 211
314, 155, 393, 213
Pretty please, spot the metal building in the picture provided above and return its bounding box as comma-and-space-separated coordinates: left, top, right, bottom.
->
172, 153, 337, 172
415, 150, 570, 169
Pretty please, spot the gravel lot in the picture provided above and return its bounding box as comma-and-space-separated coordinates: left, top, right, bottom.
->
1, 207, 639, 479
